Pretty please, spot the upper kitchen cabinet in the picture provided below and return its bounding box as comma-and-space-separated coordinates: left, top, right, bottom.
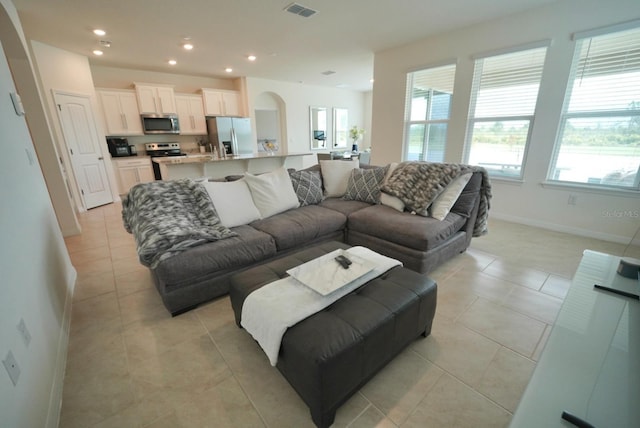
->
135, 83, 177, 114
97, 89, 144, 136
175, 94, 207, 135
201, 89, 244, 117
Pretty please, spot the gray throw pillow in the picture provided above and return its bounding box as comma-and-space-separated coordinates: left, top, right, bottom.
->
343, 166, 388, 204
289, 170, 323, 206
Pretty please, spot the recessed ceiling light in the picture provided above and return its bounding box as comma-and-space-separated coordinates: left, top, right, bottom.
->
168, 60, 177, 65
93, 50, 103, 56
183, 43, 194, 50
225, 67, 233, 73
93, 29, 106, 36
247, 55, 256, 61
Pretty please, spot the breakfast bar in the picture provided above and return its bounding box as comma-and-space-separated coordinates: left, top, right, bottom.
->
152, 152, 312, 180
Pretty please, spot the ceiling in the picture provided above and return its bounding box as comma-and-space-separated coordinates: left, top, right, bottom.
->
12, 0, 559, 92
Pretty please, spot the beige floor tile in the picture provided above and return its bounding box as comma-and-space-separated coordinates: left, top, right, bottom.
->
360, 350, 444, 425
402, 373, 511, 428
531, 323, 553, 362
112, 254, 149, 276
434, 279, 479, 321
123, 312, 208, 365
72, 255, 113, 276
69, 291, 121, 336
73, 269, 116, 302
196, 296, 240, 341
115, 268, 154, 297
129, 334, 232, 400
349, 405, 398, 428
503, 285, 563, 325
118, 287, 167, 327
332, 393, 372, 428
442, 268, 515, 305
541, 274, 572, 299
476, 347, 536, 412
459, 298, 546, 357
69, 245, 112, 266
411, 315, 500, 386
482, 259, 550, 291
110, 242, 139, 261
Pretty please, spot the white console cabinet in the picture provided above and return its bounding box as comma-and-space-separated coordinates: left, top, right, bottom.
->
510, 250, 640, 427
113, 157, 154, 194
97, 89, 143, 136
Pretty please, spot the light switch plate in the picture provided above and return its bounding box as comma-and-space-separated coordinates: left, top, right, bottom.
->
17, 318, 31, 347
3, 350, 20, 386
10, 92, 25, 116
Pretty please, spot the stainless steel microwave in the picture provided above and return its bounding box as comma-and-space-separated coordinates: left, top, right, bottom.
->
141, 114, 180, 135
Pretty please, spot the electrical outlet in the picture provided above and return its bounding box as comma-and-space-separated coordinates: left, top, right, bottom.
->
17, 318, 31, 347
3, 350, 20, 386
568, 194, 577, 205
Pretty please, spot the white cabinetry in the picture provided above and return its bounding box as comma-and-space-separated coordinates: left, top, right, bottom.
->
201, 89, 243, 117
175, 94, 207, 135
97, 89, 143, 136
135, 83, 177, 114
113, 157, 154, 194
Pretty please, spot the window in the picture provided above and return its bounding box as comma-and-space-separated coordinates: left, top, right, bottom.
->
465, 46, 548, 178
550, 25, 640, 190
404, 63, 456, 162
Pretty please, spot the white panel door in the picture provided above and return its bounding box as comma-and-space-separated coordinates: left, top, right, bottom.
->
55, 92, 113, 209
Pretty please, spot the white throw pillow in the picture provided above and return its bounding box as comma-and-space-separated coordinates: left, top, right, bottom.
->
202, 179, 262, 228
320, 159, 359, 197
244, 166, 300, 218
380, 162, 405, 212
430, 173, 472, 221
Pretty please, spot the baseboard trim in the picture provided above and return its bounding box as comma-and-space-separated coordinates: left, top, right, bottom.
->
45, 268, 76, 428
490, 212, 631, 245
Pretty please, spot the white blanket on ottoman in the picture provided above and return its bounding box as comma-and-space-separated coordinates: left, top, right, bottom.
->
241, 246, 402, 366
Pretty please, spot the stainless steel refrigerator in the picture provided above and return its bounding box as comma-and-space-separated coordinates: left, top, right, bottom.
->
206, 117, 253, 156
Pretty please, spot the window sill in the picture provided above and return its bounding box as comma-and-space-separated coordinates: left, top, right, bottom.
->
540, 181, 640, 198
489, 176, 524, 185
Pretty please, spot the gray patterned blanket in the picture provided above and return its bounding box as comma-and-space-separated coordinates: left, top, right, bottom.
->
380, 162, 492, 236
122, 179, 236, 268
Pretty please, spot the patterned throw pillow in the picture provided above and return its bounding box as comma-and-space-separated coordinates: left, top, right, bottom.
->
343, 166, 388, 204
289, 170, 323, 206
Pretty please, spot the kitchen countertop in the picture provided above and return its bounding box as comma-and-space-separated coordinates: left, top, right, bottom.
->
151, 152, 311, 164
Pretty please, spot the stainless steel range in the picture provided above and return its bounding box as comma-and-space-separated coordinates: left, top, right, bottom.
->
145, 142, 187, 180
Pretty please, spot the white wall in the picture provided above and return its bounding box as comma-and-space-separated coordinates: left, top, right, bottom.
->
30, 41, 121, 208
0, 1, 75, 427
246, 76, 368, 168
372, 0, 640, 243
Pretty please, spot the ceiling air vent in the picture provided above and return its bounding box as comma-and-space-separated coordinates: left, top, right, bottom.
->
321, 70, 336, 76
285, 3, 317, 18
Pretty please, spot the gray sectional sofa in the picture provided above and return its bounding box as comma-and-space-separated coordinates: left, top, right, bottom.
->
123, 162, 490, 316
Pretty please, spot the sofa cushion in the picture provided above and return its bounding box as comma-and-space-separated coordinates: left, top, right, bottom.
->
202, 179, 262, 228
244, 166, 300, 218
250, 205, 347, 251
320, 159, 359, 197
289, 170, 323, 206
343, 166, 388, 204
430, 172, 472, 221
348, 204, 467, 251
153, 225, 277, 290
379, 163, 405, 212
319, 197, 372, 217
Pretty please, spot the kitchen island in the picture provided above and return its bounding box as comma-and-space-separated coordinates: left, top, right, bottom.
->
152, 152, 313, 180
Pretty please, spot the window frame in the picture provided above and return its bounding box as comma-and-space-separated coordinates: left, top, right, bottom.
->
403, 62, 456, 162
463, 43, 549, 180
547, 23, 640, 191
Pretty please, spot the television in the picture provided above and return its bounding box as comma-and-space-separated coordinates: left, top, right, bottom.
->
313, 130, 326, 141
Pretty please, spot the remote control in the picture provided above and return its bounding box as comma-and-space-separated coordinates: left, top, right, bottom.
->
335, 255, 351, 269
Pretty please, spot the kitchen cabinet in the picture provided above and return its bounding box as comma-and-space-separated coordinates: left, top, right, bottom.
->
97, 89, 144, 136
175, 94, 207, 135
135, 83, 177, 114
113, 157, 154, 194
201, 89, 244, 117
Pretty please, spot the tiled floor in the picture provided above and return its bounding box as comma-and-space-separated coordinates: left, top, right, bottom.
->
60, 202, 633, 427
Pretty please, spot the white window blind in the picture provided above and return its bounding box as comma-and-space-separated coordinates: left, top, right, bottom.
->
404, 64, 456, 162
465, 46, 547, 178
550, 25, 640, 189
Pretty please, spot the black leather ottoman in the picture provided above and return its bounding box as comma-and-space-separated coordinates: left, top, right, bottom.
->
229, 241, 437, 428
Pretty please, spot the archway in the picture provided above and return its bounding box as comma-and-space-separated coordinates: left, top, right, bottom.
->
254, 91, 287, 153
